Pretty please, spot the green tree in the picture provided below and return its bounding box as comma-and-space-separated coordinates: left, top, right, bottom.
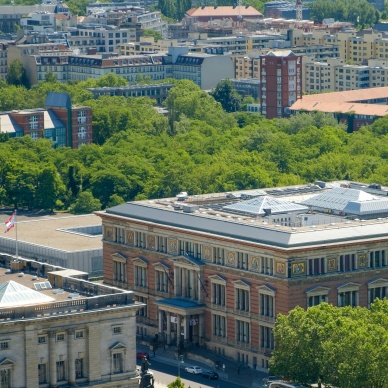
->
270, 301, 388, 388
211, 79, 242, 113
167, 376, 184, 388
142, 29, 162, 42
6, 60, 29, 87
45, 71, 57, 83
34, 165, 65, 211
70, 191, 101, 214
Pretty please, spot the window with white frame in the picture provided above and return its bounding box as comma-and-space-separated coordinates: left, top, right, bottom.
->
338, 283, 360, 307
237, 252, 249, 269
155, 269, 168, 292
135, 296, 148, 317
113, 257, 126, 283
211, 281, 226, 306
305, 286, 329, 308
308, 257, 326, 275
134, 265, 147, 287
258, 285, 276, 318
260, 257, 274, 275
260, 325, 274, 350
236, 319, 250, 343
213, 247, 225, 265
235, 287, 250, 312
368, 279, 388, 306
112, 353, 123, 373
339, 254, 356, 272
369, 250, 387, 268
212, 314, 226, 338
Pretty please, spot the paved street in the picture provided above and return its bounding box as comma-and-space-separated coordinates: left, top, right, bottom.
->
136, 341, 268, 388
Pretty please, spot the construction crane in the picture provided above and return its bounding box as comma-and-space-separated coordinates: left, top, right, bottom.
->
296, 0, 302, 21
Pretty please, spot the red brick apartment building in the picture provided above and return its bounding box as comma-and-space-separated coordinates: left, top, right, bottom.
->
98, 181, 388, 370
260, 50, 303, 119
290, 86, 388, 132
0, 92, 92, 148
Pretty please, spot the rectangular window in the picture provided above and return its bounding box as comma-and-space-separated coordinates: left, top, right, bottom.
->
156, 270, 168, 293
56, 333, 65, 341
236, 320, 250, 343
113, 260, 126, 283
135, 296, 148, 317
38, 336, 46, 344
135, 266, 147, 287
235, 288, 250, 312
369, 250, 386, 268
56, 361, 66, 381
260, 257, 274, 275
260, 294, 274, 317
237, 252, 248, 269
75, 358, 84, 379
38, 364, 47, 384
260, 326, 274, 350
212, 314, 226, 337
369, 287, 387, 303
75, 331, 84, 339
211, 283, 225, 306
113, 353, 123, 373
308, 294, 327, 307
113, 326, 122, 334
0, 341, 8, 350
339, 290, 358, 307
308, 258, 325, 275
213, 247, 225, 265
339, 254, 356, 272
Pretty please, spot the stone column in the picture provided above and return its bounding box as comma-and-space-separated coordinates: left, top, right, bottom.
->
174, 267, 178, 296
184, 316, 190, 342
158, 310, 163, 335
197, 271, 202, 302
176, 315, 181, 344
199, 314, 205, 344
166, 312, 171, 345
49, 331, 57, 388
67, 329, 76, 386
190, 270, 195, 300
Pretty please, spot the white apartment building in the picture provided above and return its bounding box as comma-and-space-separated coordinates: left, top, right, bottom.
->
303, 57, 388, 93
0, 254, 141, 388
20, 11, 56, 33
66, 24, 132, 53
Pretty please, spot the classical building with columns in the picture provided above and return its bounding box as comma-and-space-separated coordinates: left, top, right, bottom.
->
98, 181, 388, 370
0, 253, 141, 387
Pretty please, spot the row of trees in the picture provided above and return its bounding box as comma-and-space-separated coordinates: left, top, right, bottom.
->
270, 300, 388, 388
2, 76, 388, 213
308, 0, 379, 28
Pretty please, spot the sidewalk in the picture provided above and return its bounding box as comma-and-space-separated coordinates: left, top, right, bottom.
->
137, 343, 268, 388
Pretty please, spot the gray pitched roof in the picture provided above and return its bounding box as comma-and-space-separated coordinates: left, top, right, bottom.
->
301, 187, 380, 212
0, 280, 55, 307
223, 196, 308, 216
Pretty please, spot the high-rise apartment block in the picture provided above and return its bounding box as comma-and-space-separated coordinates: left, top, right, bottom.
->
260, 50, 302, 119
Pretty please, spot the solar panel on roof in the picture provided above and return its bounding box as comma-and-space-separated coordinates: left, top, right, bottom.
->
34, 281, 52, 291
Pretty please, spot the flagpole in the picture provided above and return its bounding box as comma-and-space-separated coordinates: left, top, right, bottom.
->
15, 210, 18, 261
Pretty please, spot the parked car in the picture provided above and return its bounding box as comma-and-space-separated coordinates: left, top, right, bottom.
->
201, 370, 219, 380
262, 376, 284, 388
185, 366, 202, 374
136, 351, 150, 360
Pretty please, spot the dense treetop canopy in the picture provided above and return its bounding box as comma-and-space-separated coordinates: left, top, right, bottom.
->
270, 300, 388, 388
1, 76, 388, 213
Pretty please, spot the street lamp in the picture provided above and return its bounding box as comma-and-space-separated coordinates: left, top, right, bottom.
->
178, 355, 184, 377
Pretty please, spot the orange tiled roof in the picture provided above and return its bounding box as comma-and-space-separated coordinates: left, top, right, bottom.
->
186, 6, 262, 18
290, 99, 388, 117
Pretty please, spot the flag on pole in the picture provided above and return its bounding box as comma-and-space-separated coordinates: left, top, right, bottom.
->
4, 213, 15, 233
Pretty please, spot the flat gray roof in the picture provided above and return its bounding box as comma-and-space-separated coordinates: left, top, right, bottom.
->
105, 183, 388, 249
